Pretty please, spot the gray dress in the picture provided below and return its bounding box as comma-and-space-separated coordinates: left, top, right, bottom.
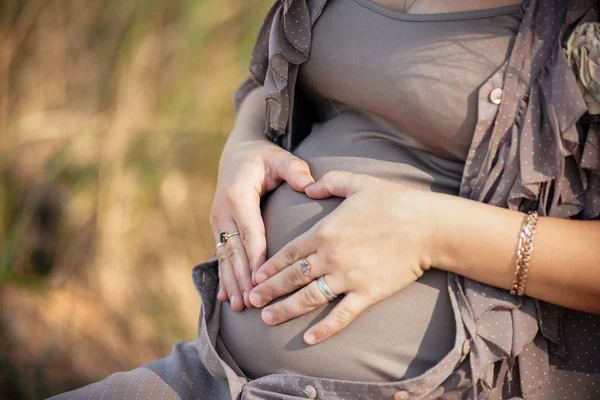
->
219, 0, 520, 383
49, 0, 600, 399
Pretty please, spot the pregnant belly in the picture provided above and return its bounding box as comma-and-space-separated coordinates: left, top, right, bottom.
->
220, 116, 461, 382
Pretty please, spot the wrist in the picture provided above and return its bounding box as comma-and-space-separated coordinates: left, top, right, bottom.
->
396, 188, 451, 271
222, 127, 271, 162
416, 191, 459, 271
420, 191, 489, 270
427, 193, 524, 288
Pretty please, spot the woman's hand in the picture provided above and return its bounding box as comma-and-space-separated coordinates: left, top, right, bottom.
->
248, 170, 440, 344
210, 136, 315, 311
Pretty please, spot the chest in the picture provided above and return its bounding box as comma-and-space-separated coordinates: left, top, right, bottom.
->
297, 0, 521, 159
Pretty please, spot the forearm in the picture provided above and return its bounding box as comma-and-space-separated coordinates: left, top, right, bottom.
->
229, 85, 268, 143
219, 85, 270, 173
428, 192, 600, 314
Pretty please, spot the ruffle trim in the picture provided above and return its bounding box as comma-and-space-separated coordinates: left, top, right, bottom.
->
458, 280, 534, 398
235, 0, 327, 143
509, 49, 600, 219
458, 281, 569, 399
458, 3, 598, 398
464, 1, 599, 220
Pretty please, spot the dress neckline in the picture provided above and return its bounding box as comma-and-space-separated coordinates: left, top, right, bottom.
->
351, 0, 523, 21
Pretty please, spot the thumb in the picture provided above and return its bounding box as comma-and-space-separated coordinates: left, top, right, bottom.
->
269, 151, 315, 191
304, 170, 364, 199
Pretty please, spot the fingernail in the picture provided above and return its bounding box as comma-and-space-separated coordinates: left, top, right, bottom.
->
243, 291, 249, 305
250, 291, 263, 307
230, 295, 237, 305
255, 270, 268, 283
263, 310, 275, 323
304, 332, 317, 345
217, 287, 224, 298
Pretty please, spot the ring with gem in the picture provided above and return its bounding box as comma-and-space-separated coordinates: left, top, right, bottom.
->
299, 258, 313, 278
215, 231, 240, 252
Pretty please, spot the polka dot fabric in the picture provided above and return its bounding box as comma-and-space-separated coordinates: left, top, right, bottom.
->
233, 0, 328, 143
460, 0, 600, 221
50, 1, 600, 399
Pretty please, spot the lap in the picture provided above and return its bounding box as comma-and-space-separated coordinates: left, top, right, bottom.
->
47, 341, 232, 400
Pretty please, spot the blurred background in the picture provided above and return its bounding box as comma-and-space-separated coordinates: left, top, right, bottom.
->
0, 0, 271, 398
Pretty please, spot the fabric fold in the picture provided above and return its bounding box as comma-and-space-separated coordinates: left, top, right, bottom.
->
464, 0, 599, 220
234, 0, 327, 143
456, 2, 599, 397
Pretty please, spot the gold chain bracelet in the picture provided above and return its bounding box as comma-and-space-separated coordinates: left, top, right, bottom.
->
510, 210, 539, 296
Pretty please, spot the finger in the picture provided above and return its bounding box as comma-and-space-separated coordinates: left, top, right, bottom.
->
230, 191, 267, 279
304, 293, 369, 345
260, 278, 330, 326
249, 253, 320, 307
254, 229, 319, 285
216, 248, 245, 311
219, 221, 254, 308
214, 236, 228, 302
217, 262, 228, 302
269, 152, 315, 191
261, 274, 343, 326
304, 170, 365, 199
226, 238, 255, 308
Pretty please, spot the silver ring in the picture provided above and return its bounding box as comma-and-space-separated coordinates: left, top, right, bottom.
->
317, 276, 337, 301
215, 231, 240, 252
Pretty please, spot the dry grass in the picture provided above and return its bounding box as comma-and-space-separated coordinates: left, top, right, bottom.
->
0, 0, 272, 398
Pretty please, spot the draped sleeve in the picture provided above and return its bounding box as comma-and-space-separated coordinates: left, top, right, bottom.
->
233, 0, 328, 149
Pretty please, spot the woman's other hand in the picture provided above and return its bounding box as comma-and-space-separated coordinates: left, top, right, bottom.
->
248, 171, 440, 343
210, 134, 315, 311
